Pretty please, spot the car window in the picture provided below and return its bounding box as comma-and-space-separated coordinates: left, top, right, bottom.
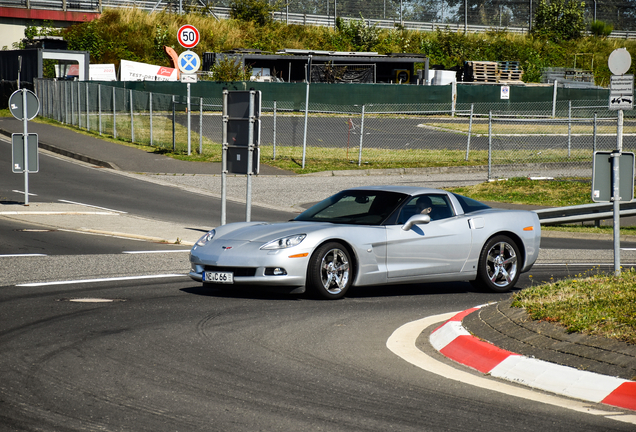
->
452, 193, 491, 214
397, 194, 455, 223
295, 191, 407, 225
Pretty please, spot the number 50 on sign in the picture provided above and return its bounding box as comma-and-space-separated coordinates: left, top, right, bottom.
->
177, 25, 200, 49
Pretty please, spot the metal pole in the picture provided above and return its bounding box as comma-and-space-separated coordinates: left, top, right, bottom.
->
488, 110, 492, 180
221, 90, 228, 226
130, 89, 135, 142
199, 97, 203, 154
187, 82, 191, 155
593, 112, 597, 152
358, 105, 365, 166
98, 84, 102, 135
567, 100, 571, 157
172, 95, 176, 151
552, 79, 558, 118
86, 82, 90, 132
613, 109, 624, 276
302, 56, 311, 169
246, 91, 255, 222
149, 92, 153, 146
113, 87, 117, 139
273, 100, 277, 160
22, 89, 29, 206
77, 81, 81, 129
465, 103, 473, 160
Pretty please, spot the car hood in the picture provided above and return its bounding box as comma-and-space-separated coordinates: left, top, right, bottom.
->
215, 221, 333, 243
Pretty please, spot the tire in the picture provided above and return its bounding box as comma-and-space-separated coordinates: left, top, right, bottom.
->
307, 242, 352, 300
471, 235, 521, 293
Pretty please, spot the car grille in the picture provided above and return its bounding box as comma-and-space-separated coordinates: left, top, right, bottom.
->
204, 266, 257, 277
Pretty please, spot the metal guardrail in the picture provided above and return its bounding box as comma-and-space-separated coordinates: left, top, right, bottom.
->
1, 0, 634, 39
536, 202, 636, 225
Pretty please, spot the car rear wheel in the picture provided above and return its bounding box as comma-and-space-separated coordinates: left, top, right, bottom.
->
471, 235, 520, 293
307, 242, 352, 300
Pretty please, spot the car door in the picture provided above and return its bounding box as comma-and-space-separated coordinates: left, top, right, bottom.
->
385, 194, 472, 279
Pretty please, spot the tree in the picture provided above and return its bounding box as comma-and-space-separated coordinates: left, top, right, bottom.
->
229, 0, 281, 26
532, 0, 586, 41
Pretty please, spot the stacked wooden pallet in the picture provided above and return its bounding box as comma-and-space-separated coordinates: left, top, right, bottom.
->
497, 61, 524, 83
468, 61, 498, 83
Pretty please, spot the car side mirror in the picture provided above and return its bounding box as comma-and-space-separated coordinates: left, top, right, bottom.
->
402, 214, 431, 231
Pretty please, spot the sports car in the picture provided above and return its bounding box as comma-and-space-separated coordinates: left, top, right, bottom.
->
189, 186, 541, 299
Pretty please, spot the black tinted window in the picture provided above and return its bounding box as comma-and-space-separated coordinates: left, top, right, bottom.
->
452, 193, 491, 214
295, 190, 407, 225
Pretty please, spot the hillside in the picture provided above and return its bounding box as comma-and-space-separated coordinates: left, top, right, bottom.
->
59, 8, 636, 86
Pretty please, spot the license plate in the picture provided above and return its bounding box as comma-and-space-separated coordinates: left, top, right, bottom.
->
204, 271, 233, 284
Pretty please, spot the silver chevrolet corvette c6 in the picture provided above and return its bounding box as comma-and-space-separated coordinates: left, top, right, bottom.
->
189, 185, 541, 299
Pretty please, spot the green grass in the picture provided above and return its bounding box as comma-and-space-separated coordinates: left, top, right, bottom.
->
513, 268, 636, 345
448, 177, 592, 207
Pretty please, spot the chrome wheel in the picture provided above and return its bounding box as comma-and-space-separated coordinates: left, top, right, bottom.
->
320, 248, 350, 295
307, 242, 352, 299
485, 241, 518, 288
472, 235, 521, 293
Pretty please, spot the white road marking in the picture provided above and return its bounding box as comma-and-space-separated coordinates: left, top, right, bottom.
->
0, 254, 48, 257
386, 312, 636, 425
58, 199, 128, 213
16, 274, 188, 287
12, 190, 37, 196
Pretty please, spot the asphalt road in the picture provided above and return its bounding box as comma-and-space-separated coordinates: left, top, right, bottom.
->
1, 139, 634, 431
1, 274, 632, 432
0, 139, 296, 227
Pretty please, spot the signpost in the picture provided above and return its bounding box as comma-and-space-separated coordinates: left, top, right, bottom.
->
604, 48, 634, 275
176, 25, 201, 155
8, 89, 40, 205
221, 90, 262, 224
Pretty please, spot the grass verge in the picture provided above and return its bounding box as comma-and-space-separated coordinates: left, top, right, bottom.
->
512, 268, 636, 345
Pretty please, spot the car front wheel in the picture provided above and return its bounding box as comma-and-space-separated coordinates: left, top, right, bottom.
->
307, 242, 352, 300
472, 235, 521, 293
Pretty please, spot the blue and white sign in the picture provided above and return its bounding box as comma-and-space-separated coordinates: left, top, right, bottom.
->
178, 50, 201, 74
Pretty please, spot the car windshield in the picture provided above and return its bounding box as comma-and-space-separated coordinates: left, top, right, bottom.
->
294, 190, 408, 225
452, 193, 491, 213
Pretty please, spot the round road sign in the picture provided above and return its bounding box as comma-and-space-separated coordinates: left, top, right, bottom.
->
177, 50, 201, 74
608, 48, 632, 75
9, 89, 39, 121
177, 25, 200, 49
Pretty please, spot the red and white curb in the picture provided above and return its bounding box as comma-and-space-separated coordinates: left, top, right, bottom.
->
430, 306, 636, 412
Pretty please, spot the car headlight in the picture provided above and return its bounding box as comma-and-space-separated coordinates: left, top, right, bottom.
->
260, 234, 306, 250
195, 229, 216, 247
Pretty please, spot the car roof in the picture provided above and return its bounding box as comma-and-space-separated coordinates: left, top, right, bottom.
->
344, 185, 447, 196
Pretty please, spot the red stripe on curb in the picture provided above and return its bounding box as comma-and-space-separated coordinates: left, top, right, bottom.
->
601, 382, 636, 411
432, 308, 479, 333
439, 335, 515, 373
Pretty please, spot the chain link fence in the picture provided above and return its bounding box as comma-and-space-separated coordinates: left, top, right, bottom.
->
34, 79, 635, 180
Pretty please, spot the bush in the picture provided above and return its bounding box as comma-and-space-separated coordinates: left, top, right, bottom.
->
532, 0, 586, 42
229, 0, 279, 26
590, 20, 613, 37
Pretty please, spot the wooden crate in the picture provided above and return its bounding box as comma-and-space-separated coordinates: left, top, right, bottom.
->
469, 61, 498, 82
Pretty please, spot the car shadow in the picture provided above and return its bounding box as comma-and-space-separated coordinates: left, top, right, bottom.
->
181, 280, 522, 301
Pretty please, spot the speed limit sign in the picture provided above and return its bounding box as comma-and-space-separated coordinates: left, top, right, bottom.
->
177, 25, 200, 49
